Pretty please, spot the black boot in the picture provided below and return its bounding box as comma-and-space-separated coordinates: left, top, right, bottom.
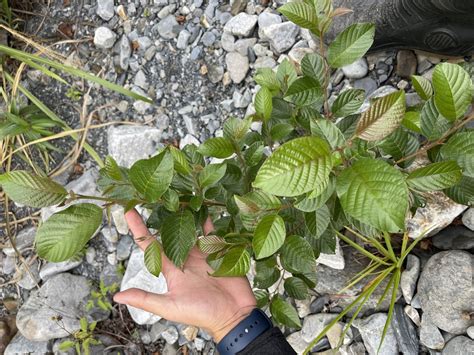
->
328, 0, 474, 56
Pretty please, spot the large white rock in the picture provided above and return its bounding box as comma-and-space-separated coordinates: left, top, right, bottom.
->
107, 126, 164, 168
120, 247, 168, 325
4, 333, 51, 355
16, 273, 108, 341
406, 190, 467, 239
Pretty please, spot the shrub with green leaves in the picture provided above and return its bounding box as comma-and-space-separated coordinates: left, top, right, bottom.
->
1, 0, 473, 351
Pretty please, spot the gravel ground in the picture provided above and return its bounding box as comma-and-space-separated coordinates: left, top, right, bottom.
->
1, 1, 473, 354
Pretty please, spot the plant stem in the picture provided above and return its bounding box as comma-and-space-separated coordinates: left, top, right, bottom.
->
396, 112, 474, 164
319, 33, 331, 118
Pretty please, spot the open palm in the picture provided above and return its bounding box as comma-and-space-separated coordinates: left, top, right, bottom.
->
113, 210, 257, 341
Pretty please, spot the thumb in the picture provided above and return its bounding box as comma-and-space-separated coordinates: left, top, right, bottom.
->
113, 288, 175, 320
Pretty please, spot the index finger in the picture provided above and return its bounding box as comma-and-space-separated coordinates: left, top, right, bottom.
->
125, 209, 177, 275
125, 209, 154, 252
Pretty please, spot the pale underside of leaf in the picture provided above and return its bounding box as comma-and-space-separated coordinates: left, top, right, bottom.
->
356, 91, 406, 141
0, 171, 68, 208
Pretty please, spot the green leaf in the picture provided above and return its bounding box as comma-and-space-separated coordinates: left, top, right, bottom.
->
304, 205, 330, 238
401, 111, 422, 134
253, 214, 286, 259
199, 163, 227, 189
130, 151, 174, 202
270, 296, 301, 329
168, 146, 192, 175
244, 142, 265, 167
223, 117, 252, 142
254, 257, 280, 289
198, 137, 235, 159
161, 210, 196, 267
440, 132, 474, 177
411, 75, 433, 101
255, 290, 270, 308
301, 53, 326, 85
144, 240, 162, 277
284, 277, 309, 300
420, 98, 451, 141
444, 175, 474, 205
211, 246, 250, 276
254, 68, 280, 92
310, 119, 345, 149
407, 161, 462, 192
58, 341, 75, 351
162, 189, 179, 212
284, 77, 323, 107
278, 2, 318, 33
276, 59, 298, 89
280, 235, 316, 274
378, 128, 420, 168
198, 235, 228, 254
432, 63, 472, 121
0, 171, 67, 208
270, 123, 294, 141
311, 229, 337, 254
331, 89, 365, 117
255, 87, 273, 121
254, 137, 332, 197
356, 90, 406, 141
328, 23, 375, 68
271, 97, 294, 121
336, 158, 409, 232
36, 204, 103, 262
104, 156, 123, 181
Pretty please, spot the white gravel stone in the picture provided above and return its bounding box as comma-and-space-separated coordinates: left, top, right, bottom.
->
258, 11, 282, 39
301, 313, 338, 343
400, 254, 420, 304
39, 259, 83, 280
3, 227, 36, 256
225, 52, 249, 84
263, 22, 299, 53
353, 313, 399, 355
420, 315, 445, 350
342, 58, 369, 79
224, 13, 258, 37
93, 26, 117, 49
157, 15, 179, 39
177, 30, 191, 49
462, 208, 474, 231
97, 0, 114, 21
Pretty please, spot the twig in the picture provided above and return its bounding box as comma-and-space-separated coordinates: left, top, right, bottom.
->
396, 112, 474, 164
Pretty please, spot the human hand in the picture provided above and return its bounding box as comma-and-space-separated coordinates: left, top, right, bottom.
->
113, 210, 257, 342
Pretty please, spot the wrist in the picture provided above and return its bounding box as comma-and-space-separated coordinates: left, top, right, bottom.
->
215, 308, 273, 355
211, 308, 253, 343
